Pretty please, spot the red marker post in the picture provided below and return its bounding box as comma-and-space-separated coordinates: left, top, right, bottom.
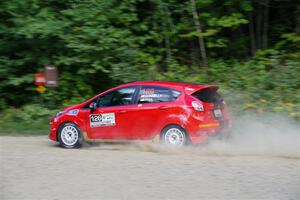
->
35, 74, 46, 86
34, 66, 58, 105
35, 74, 46, 93
34, 73, 46, 105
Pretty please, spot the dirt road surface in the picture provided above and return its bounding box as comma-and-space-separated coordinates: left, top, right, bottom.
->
1, 136, 299, 200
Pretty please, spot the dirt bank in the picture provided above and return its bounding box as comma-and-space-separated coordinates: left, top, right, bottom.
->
0, 136, 299, 200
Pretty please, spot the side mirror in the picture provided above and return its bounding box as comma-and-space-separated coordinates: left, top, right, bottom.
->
89, 102, 97, 112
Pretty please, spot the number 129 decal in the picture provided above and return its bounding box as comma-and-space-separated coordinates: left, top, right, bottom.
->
90, 113, 115, 127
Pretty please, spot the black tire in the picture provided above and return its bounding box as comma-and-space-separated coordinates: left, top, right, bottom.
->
160, 125, 189, 146
58, 122, 83, 148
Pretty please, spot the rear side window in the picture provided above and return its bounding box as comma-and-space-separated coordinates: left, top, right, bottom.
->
138, 86, 181, 104
192, 88, 223, 103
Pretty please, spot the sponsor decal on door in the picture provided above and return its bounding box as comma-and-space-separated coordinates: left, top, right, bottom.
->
90, 113, 115, 127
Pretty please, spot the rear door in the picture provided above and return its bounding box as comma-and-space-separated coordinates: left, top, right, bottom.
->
131, 86, 181, 139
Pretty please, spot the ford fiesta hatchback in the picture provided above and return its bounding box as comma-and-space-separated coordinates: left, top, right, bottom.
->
49, 81, 230, 148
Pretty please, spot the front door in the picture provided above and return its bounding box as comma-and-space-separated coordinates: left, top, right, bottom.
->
86, 86, 138, 139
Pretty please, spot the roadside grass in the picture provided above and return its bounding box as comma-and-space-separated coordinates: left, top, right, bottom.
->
0, 118, 50, 135
0, 104, 56, 136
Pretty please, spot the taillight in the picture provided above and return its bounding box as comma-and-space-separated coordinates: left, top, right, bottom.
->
192, 101, 204, 111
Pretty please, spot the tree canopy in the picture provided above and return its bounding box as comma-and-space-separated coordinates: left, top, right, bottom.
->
0, 0, 299, 119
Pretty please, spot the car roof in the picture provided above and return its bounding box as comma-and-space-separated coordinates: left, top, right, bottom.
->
120, 80, 218, 94
122, 80, 206, 87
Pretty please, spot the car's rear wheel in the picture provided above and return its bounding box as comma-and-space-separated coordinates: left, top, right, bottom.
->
160, 125, 188, 147
58, 123, 82, 148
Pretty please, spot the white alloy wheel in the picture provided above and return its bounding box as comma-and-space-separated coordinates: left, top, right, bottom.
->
163, 127, 185, 146
60, 125, 79, 146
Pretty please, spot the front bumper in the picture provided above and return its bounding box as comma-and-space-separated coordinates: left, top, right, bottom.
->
49, 117, 58, 141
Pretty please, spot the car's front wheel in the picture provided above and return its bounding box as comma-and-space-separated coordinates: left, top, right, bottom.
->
160, 125, 188, 147
58, 123, 82, 148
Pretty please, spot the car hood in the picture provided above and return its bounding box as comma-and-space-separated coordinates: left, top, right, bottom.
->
62, 104, 82, 112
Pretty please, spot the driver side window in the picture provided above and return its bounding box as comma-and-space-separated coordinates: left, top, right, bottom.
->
97, 87, 136, 107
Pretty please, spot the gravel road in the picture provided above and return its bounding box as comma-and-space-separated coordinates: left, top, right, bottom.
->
0, 136, 299, 200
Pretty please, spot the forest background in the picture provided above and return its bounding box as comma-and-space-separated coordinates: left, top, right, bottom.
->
0, 0, 299, 134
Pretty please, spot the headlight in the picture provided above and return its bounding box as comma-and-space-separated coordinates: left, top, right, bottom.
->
55, 109, 79, 118
67, 109, 79, 116
55, 111, 65, 118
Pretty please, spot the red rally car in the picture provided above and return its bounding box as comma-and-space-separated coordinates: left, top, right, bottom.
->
49, 81, 230, 148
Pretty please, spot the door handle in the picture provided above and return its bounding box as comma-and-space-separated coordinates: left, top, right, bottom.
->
158, 106, 169, 110
118, 110, 127, 114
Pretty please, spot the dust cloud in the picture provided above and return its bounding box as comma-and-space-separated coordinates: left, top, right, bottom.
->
196, 113, 300, 159
88, 113, 300, 159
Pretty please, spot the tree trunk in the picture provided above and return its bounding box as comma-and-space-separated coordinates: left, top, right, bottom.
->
262, 0, 270, 49
190, 0, 208, 68
249, 12, 256, 55
158, 0, 174, 65
164, 35, 172, 62
295, 8, 300, 34
256, 3, 262, 50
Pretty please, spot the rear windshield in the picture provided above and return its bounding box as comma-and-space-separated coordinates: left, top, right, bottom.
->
192, 88, 223, 103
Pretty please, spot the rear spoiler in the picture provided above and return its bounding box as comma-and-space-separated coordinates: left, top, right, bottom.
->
183, 84, 219, 95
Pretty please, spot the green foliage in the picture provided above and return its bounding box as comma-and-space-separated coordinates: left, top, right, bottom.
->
207, 13, 248, 28
206, 59, 300, 119
157, 58, 300, 120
